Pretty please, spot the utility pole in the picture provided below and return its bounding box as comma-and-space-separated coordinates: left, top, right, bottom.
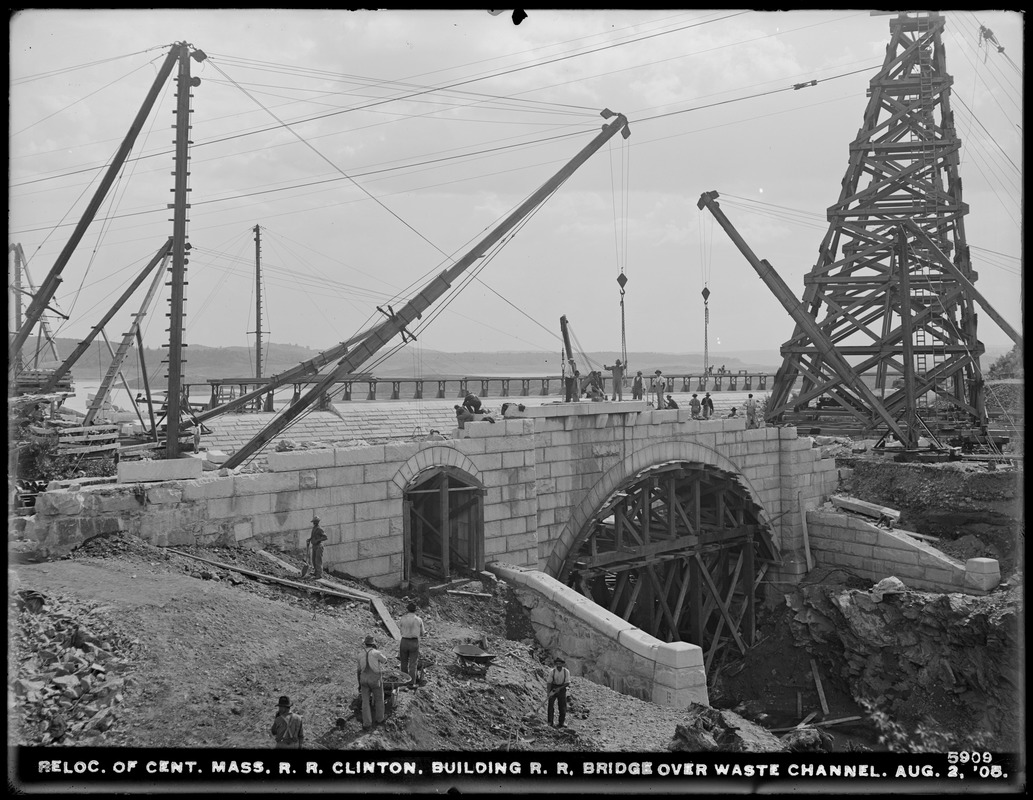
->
10, 244, 24, 376
253, 225, 264, 383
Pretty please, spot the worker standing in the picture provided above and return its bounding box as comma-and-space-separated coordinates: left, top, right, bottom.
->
546, 657, 571, 728
306, 516, 328, 580
689, 393, 701, 418
653, 370, 666, 409
745, 393, 758, 429
632, 371, 644, 400
398, 602, 427, 688
271, 695, 304, 749
357, 635, 390, 729
702, 392, 714, 419
604, 359, 625, 401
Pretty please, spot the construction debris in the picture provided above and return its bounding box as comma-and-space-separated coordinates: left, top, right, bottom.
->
9, 590, 135, 745
667, 704, 787, 752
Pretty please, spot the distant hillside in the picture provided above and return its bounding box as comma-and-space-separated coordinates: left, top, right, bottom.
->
21, 337, 1015, 389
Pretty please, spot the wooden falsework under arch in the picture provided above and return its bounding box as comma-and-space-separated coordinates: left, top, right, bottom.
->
560, 462, 780, 674
403, 466, 485, 582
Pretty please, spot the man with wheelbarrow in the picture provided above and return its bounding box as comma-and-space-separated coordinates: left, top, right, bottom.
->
547, 657, 571, 728
356, 635, 390, 729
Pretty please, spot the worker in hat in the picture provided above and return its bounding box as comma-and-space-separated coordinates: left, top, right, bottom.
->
306, 515, 328, 580
632, 370, 644, 400
702, 392, 714, 419
546, 657, 571, 728
603, 358, 625, 401
745, 393, 758, 429
689, 393, 701, 418
271, 695, 304, 749
652, 370, 666, 409
398, 601, 427, 688
356, 635, 390, 729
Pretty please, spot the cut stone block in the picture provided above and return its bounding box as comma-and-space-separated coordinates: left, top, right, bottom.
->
831, 494, 901, 523
118, 458, 202, 483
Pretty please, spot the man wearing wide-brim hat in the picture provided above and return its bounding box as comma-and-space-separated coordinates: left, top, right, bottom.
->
271, 695, 304, 748
356, 635, 390, 729
305, 515, 327, 579
652, 370, 666, 410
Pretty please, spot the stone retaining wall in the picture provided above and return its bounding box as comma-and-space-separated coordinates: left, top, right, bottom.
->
491, 563, 709, 709
806, 509, 1001, 594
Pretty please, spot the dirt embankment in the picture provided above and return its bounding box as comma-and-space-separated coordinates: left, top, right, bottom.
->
8, 534, 793, 754
839, 459, 1024, 576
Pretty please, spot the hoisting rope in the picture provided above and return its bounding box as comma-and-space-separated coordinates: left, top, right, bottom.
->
611, 129, 631, 371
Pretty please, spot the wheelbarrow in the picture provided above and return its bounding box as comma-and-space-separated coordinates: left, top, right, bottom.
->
382, 672, 414, 711
453, 643, 497, 676
350, 672, 413, 721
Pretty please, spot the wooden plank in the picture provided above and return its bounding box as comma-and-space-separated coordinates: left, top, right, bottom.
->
315, 577, 374, 601
119, 442, 163, 455
167, 549, 372, 604
58, 442, 121, 455
799, 493, 814, 572
29, 423, 120, 435
255, 549, 302, 575
370, 596, 402, 642
771, 715, 862, 733
446, 589, 493, 598
810, 659, 830, 715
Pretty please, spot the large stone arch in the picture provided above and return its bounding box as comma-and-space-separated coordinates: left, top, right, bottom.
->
545, 440, 772, 578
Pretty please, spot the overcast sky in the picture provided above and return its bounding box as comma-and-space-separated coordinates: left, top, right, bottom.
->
9, 9, 1023, 376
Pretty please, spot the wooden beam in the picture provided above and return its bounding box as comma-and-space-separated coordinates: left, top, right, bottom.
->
704, 550, 745, 673
619, 577, 643, 622
609, 571, 630, 614
694, 553, 748, 654
577, 535, 700, 569
799, 493, 814, 572
811, 659, 830, 716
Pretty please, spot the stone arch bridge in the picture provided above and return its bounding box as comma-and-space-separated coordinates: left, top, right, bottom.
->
28, 400, 838, 678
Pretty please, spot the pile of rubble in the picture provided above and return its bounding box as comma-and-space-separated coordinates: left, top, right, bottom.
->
9, 590, 137, 745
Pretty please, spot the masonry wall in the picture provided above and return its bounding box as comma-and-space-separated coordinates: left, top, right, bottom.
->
806, 509, 1001, 595
24, 404, 838, 590
491, 563, 708, 709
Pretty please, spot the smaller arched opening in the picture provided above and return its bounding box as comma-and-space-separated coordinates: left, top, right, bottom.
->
403, 466, 485, 582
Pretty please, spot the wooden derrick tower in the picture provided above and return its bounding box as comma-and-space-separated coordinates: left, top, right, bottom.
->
768, 12, 988, 443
